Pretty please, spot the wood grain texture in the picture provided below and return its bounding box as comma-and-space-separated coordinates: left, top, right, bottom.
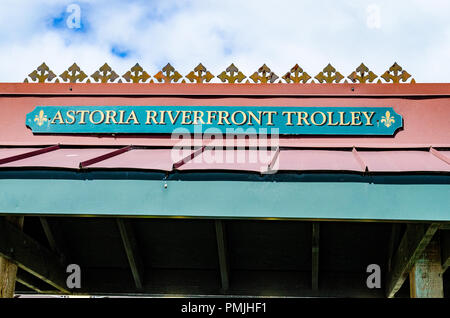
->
0, 216, 24, 298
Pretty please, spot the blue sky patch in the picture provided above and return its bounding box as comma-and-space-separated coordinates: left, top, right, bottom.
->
111, 45, 132, 59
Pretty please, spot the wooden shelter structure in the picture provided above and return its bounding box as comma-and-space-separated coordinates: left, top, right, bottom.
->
0, 62, 448, 298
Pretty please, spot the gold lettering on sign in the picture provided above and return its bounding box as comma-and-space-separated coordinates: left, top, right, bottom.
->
65, 110, 76, 124
125, 111, 139, 125
181, 111, 192, 125
193, 111, 205, 125
297, 112, 310, 126
218, 111, 231, 125
76, 110, 89, 124
231, 111, 247, 126
327, 112, 339, 126
118, 110, 126, 124
338, 112, 351, 126
90, 110, 105, 125
167, 111, 181, 124
38, 107, 389, 133
50, 110, 65, 124
310, 112, 326, 126
264, 111, 277, 126
105, 110, 118, 124
350, 112, 362, 126
206, 111, 217, 125
362, 111, 375, 126
248, 111, 263, 126
282, 111, 296, 126
159, 110, 167, 125
145, 110, 158, 125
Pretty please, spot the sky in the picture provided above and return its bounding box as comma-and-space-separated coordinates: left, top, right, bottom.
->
0, 0, 449, 82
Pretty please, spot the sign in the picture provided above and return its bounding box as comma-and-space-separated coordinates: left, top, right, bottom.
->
26, 106, 403, 135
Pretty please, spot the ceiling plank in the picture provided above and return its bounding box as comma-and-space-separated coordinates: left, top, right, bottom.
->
117, 218, 144, 289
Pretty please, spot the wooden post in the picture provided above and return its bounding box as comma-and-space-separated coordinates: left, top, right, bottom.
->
0, 216, 24, 298
386, 223, 440, 298
441, 231, 450, 273
117, 219, 144, 289
409, 238, 444, 298
0, 217, 69, 294
311, 222, 320, 290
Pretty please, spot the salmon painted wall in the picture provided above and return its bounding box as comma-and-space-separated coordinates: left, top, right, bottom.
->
0, 83, 449, 148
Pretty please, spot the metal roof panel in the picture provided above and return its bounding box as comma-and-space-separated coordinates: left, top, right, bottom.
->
358, 150, 450, 172
273, 149, 365, 172
0, 148, 113, 169
177, 148, 276, 173
0, 147, 448, 173
86, 148, 181, 171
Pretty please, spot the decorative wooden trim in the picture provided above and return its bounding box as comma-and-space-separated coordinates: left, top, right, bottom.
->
23, 62, 417, 84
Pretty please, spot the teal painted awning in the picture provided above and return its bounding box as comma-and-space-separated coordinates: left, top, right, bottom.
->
0, 171, 448, 222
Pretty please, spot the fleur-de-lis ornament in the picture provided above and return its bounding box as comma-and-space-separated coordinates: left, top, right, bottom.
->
315, 63, 344, 83
60, 63, 88, 83
91, 63, 120, 83
25, 63, 57, 83
154, 63, 183, 83
186, 63, 214, 83
122, 63, 151, 83
249, 64, 279, 83
348, 63, 377, 83
282, 64, 311, 83
217, 63, 246, 83
34, 110, 48, 126
380, 63, 415, 83
381, 111, 395, 127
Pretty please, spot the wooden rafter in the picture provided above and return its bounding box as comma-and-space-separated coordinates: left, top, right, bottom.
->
386, 223, 440, 298
16, 270, 56, 294
117, 218, 144, 289
39, 217, 71, 264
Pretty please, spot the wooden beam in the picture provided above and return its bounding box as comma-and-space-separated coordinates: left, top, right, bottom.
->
16, 278, 44, 294
0, 216, 24, 298
39, 217, 58, 252
215, 220, 230, 292
441, 230, 450, 273
386, 223, 440, 298
410, 238, 443, 297
16, 270, 55, 294
440, 223, 450, 230
116, 218, 144, 289
312, 222, 320, 290
0, 217, 69, 294
39, 217, 71, 264
386, 224, 401, 273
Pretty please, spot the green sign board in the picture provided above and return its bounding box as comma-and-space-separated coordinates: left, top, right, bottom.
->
26, 106, 403, 135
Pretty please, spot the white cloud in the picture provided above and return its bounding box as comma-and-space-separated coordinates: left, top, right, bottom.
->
366, 4, 381, 29
0, 0, 449, 82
